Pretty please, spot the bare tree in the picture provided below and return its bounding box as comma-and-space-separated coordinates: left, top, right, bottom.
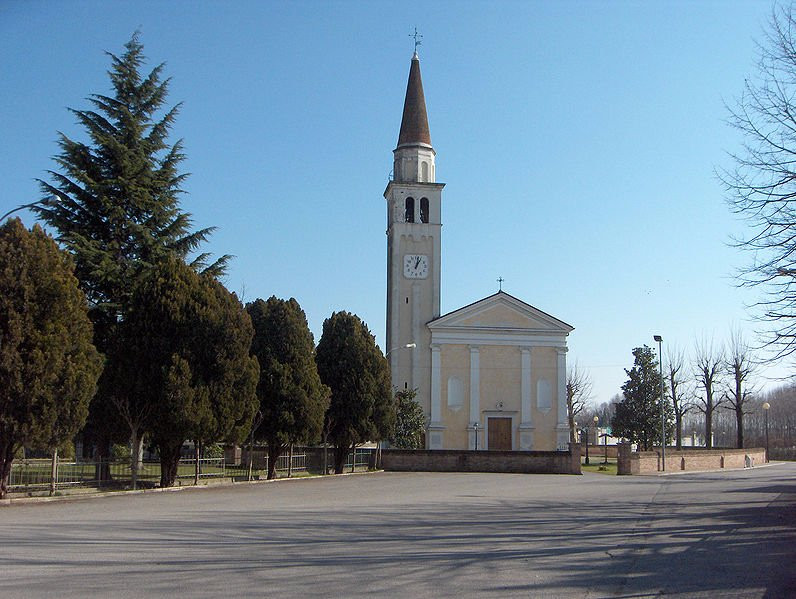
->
723, 328, 758, 448
721, 5, 796, 360
694, 338, 725, 448
567, 362, 593, 443
666, 346, 695, 449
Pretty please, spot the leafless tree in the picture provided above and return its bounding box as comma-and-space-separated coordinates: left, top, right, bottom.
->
721, 5, 796, 360
567, 362, 593, 443
666, 346, 695, 449
723, 328, 758, 448
694, 338, 725, 448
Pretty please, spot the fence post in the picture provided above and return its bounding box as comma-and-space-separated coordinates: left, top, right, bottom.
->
49, 449, 58, 496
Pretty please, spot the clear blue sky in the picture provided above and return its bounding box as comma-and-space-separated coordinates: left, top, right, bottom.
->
1, 0, 788, 405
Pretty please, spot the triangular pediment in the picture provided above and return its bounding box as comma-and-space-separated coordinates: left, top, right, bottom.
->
428, 291, 573, 334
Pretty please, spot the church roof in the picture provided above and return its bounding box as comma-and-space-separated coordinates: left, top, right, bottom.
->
428, 291, 574, 336
397, 52, 432, 148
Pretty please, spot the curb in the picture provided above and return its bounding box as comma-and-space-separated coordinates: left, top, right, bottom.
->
1, 469, 384, 507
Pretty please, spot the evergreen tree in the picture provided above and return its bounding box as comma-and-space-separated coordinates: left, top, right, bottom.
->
390, 388, 426, 449
247, 297, 329, 479
315, 312, 393, 473
32, 33, 229, 461
117, 257, 258, 487
612, 346, 673, 451
0, 219, 102, 498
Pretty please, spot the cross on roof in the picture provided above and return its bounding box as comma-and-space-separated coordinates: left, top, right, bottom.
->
497, 276, 505, 291
410, 27, 423, 53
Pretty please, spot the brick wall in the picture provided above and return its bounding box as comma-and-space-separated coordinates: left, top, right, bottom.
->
382, 445, 581, 475
617, 444, 766, 475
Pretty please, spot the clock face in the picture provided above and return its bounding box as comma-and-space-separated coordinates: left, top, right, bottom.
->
403, 254, 429, 279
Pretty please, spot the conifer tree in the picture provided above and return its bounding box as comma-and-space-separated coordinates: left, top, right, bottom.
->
315, 312, 393, 473
0, 219, 102, 498
389, 389, 426, 449
32, 33, 229, 459
247, 297, 329, 479
117, 257, 258, 487
612, 346, 673, 451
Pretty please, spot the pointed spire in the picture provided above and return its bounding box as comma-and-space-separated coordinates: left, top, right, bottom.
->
397, 54, 432, 148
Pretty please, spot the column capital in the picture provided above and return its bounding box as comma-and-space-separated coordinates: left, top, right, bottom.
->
469, 345, 480, 353
556, 346, 569, 356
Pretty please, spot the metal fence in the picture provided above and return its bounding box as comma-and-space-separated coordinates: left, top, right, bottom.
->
8, 453, 307, 494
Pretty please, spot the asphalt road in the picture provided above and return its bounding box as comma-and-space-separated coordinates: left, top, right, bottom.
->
1, 463, 794, 598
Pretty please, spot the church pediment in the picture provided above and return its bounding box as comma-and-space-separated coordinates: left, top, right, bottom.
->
428, 291, 573, 336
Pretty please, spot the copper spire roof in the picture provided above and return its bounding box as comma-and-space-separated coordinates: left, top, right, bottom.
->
397, 52, 432, 148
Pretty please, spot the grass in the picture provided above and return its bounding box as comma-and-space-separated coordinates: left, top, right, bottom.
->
581, 459, 618, 475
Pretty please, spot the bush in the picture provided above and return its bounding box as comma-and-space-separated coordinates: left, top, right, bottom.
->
110, 443, 130, 460
204, 444, 224, 459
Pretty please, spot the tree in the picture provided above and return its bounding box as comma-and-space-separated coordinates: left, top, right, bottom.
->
721, 5, 796, 360
246, 297, 329, 479
694, 339, 724, 449
724, 328, 757, 448
117, 258, 258, 487
32, 33, 229, 463
0, 219, 102, 498
611, 346, 672, 451
315, 312, 393, 474
665, 346, 695, 450
390, 389, 426, 449
566, 362, 593, 443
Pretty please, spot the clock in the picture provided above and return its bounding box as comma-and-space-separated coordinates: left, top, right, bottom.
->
403, 254, 429, 279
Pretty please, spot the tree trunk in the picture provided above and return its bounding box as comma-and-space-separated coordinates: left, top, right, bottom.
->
266, 442, 281, 480
333, 444, 347, 474
350, 442, 356, 473
194, 442, 200, 486
288, 443, 293, 478
159, 440, 182, 487
94, 438, 112, 484
0, 441, 15, 500
130, 428, 139, 490
736, 405, 745, 449
705, 398, 714, 449
675, 411, 683, 450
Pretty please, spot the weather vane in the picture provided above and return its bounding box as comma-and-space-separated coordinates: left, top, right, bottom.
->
497, 276, 505, 291
410, 27, 423, 53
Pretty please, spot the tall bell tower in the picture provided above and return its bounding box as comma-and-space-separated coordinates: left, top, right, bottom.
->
385, 51, 444, 437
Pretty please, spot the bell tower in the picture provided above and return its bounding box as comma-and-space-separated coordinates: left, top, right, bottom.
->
385, 51, 444, 440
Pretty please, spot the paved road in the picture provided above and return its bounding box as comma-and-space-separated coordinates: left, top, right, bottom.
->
1, 463, 794, 598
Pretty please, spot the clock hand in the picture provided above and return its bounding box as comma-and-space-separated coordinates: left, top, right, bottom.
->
415, 256, 421, 269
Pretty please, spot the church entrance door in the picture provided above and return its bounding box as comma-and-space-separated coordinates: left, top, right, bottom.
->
488, 417, 512, 451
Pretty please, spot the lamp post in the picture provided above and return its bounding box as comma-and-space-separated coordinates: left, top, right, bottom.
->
593, 415, 599, 464
763, 402, 770, 463
653, 334, 665, 471
584, 421, 591, 465
473, 422, 479, 451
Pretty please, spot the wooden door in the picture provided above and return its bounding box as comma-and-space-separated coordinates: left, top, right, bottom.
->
488, 417, 512, 451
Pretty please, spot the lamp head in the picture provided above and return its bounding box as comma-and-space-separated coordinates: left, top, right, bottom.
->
653, 335, 663, 343
763, 402, 770, 411
593, 415, 599, 424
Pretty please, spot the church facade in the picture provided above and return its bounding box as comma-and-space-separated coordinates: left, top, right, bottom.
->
384, 52, 573, 452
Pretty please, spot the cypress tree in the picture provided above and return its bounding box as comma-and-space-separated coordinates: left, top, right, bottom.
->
247, 297, 329, 479
315, 312, 393, 474
0, 219, 102, 498
118, 257, 258, 487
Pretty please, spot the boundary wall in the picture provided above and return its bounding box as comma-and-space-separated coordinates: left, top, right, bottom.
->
381, 445, 581, 475
617, 443, 766, 475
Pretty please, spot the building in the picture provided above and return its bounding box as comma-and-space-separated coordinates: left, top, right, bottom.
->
384, 51, 574, 451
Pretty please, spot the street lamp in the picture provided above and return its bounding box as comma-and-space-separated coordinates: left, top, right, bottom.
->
763, 402, 771, 463
654, 334, 665, 471
473, 422, 480, 451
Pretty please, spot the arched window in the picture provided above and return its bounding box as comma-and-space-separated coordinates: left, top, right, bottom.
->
405, 197, 415, 223
420, 197, 429, 223
421, 161, 429, 182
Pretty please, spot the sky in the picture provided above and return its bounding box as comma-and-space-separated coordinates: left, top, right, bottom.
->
1, 0, 791, 406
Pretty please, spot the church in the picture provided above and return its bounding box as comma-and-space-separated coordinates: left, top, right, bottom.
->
384, 51, 574, 452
